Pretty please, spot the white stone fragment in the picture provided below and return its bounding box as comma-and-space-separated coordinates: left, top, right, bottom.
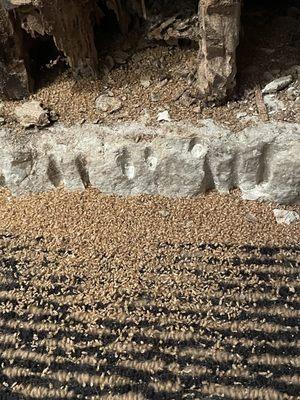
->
157, 110, 171, 122
236, 112, 248, 119
273, 209, 300, 225
263, 95, 285, 114
262, 75, 293, 94
95, 94, 122, 113
14, 100, 49, 128
140, 77, 151, 88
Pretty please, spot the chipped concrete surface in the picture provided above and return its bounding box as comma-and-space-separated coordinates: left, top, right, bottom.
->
0, 120, 299, 204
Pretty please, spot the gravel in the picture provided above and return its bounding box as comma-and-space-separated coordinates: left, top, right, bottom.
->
0, 189, 299, 399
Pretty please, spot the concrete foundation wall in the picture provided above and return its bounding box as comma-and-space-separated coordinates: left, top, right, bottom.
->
0, 120, 299, 204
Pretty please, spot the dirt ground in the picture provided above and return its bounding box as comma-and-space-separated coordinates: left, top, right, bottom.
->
0, 1, 299, 133
0, 3, 300, 397
0, 189, 299, 399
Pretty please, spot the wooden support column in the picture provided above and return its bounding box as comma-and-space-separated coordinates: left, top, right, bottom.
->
33, 0, 101, 78
197, 0, 242, 102
0, 0, 101, 99
0, 2, 32, 99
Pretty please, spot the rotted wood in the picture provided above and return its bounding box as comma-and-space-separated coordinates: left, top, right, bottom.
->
0, 1, 33, 99
197, 0, 242, 102
0, 0, 143, 99
0, 0, 243, 102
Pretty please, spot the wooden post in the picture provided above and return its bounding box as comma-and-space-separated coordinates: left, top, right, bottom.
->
0, 2, 32, 99
197, 0, 242, 102
0, 0, 101, 99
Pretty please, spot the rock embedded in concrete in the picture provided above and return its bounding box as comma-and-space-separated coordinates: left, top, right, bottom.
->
262, 75, 293, 94
14, 101, 50, 128
0, 120, 299, 204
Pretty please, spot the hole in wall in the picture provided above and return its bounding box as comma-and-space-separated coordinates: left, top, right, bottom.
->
26, 33, 66, 89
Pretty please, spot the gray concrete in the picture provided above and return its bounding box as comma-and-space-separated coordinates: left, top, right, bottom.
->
0, 119, 299, 204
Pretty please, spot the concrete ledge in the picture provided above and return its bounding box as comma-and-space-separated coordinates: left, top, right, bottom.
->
0, 120, 299, 204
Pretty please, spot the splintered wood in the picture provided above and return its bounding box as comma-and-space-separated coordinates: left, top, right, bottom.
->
255, 85, 269, 122
0, 0, 243, 102
0, 0, 145, 99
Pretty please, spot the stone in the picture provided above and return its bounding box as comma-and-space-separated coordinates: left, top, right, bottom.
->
262, 76, 293, 94
158, 209, 170, 218
244, 213, 258, 223
49, 110, 59, 122
179, 92, 196, 107
0, 103, 4, 116
0, 117, 5, 126
157, 78, 169, 89
147, 14, 198, 44
286, 87, 297, 100
273, 209, 299, 225
14, 101, 49, 128
193, 106, 202, 114
284, 65, 300, 80
95, 94, 122, 113
0, 121, 299, 204
236, 112, 248, 119
140, 77, 151, 88
263, 95, 285, 114
157, 111, 171, 122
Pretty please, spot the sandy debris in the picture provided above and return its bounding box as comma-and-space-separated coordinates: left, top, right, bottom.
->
0, 188, 299, 248
0, 189, 299, 398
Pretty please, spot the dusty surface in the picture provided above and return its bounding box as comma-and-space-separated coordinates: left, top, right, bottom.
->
0, 2, 300, 133
1, 120, 299, 204
0, 189, 299, 399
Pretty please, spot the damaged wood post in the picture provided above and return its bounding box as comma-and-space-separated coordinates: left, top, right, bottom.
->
0, 0, 142, 100
197, 0, 242, 102
0, 1, 33, 99
33, 0, 100, 78
0, 0, 243, 102
0, 0, 101, 100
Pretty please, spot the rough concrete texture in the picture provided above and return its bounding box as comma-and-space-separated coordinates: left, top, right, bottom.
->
0, 120, 299, 204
